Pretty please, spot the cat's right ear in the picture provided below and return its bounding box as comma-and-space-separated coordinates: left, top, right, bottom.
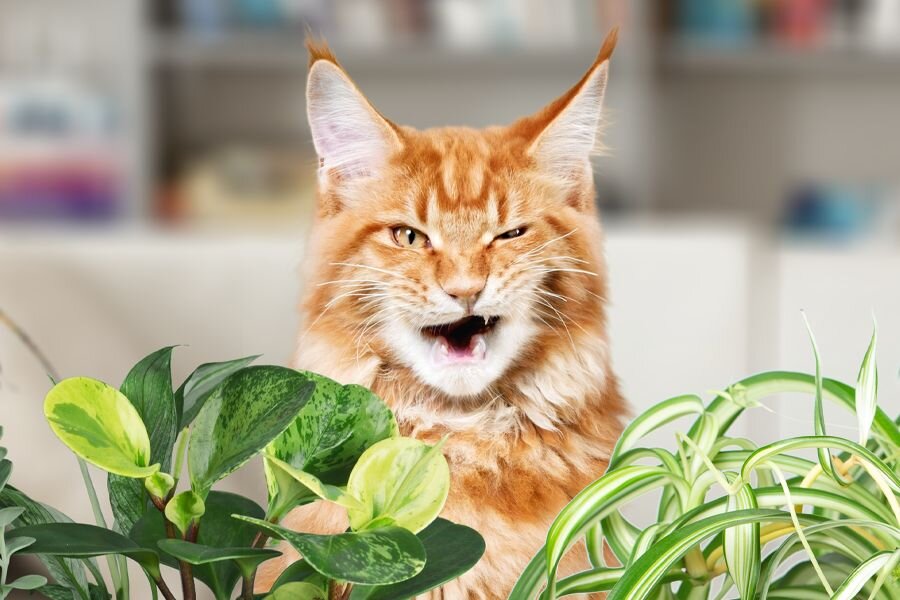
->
306, 38, 402, 189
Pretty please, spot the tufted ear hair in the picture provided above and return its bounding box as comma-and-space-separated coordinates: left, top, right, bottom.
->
513, 28, 617, 182
305, 37, 402, 185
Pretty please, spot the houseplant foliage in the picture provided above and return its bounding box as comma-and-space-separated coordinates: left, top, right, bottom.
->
512, 317, 900, 599
0, 349, 484, 600
0, 428, 48, 598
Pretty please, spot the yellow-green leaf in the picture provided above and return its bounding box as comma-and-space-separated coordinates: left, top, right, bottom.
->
165, 491, 205, 536
265, 582, 326, 600
44, 377, 158, 478
346, 437, 450, 534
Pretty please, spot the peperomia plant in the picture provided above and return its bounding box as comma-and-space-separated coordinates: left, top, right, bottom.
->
512, 317, 900, 599
0, 347, 484, 600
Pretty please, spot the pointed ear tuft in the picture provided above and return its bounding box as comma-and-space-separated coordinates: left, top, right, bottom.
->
306, 49, 401, 185
305, 35, 341, 68
515, 27, 618, 181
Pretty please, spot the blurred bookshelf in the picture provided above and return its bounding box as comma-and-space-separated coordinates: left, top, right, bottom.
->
661, 39, 900, 77
152, 30, 603, 73
3, 0, 900, 244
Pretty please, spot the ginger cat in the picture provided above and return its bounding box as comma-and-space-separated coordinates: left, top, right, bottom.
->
257, 29, 627, 599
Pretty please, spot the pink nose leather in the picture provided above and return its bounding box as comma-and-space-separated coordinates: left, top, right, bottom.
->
440, 276, 485, 311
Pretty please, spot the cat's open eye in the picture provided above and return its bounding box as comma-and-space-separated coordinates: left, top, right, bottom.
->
496, 227, 527, 241
391, 226, 430, 249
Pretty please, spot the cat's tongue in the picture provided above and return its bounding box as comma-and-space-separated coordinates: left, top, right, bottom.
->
430, 333, 487, 365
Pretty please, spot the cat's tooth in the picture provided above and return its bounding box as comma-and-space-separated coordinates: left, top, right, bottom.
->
471, 335, 487, 360
430, 337, 450, 365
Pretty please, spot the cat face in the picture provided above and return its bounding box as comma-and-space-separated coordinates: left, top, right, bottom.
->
303, 32, 616, 398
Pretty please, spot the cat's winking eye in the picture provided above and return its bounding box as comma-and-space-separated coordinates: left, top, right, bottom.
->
496, 227, 528, 241
391, 226, 430, 249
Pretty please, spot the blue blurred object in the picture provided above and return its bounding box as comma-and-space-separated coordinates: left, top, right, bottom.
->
230, 0, 285, 27
678, 0, 755, 45
784, 183, 880, 239
181, 0, 228, 34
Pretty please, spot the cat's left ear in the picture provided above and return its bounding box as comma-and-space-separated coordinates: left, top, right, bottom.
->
518, 28, 617, 183
305, 38, 402, 187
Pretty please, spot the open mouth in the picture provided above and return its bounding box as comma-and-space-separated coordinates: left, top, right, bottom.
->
421, 315, 500, 364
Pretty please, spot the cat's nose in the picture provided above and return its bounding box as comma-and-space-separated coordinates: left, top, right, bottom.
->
441, 276, 485, 312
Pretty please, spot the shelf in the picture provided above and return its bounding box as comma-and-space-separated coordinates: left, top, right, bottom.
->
660, 39, 900, 77
150, 30, 602, 75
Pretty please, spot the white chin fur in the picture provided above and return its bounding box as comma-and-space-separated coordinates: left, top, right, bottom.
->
386, 318, 538, 397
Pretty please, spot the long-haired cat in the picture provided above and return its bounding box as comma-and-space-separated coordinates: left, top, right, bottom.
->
257, 29, 627, 599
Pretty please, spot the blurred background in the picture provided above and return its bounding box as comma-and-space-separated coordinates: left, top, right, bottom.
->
2, 0, 900, 596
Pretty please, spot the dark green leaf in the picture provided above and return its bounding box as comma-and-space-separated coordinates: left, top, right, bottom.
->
349, 518, 485, 600
10, 523, 161, 579
176, 355, 260, 429
131, 491, 265, 600
265, 373, 395, 518
189, 366, 315, 497
0, 485, 95, 599
110, 347, 178, 534
236, 516, 426, 585
157, 539, 280, 579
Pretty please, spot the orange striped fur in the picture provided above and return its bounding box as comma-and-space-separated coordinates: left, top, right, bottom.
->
256, 29, 627, 599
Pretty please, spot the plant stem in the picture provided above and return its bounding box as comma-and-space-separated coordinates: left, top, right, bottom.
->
251, 531, 269, 549
152, 493, 197, 600
241, 574, 255, 600
154, 576, 178, 600
244, 521, 277, 595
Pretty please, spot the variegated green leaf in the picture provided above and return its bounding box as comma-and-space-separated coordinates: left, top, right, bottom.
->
741, 436, 900, 493
348, 518, 485, 600
802, 313, 840, 484
264, 372, 395, 519
830, 550, 899, 600
607, 509, 803, 600
346, 437, 450, 534
44, 378, 158, 478
175, 354, 260, 429
609, 395, 705, 469
188, 366, 315, 497
234, 515, 426, 585
723, 483, 760, 600
855, 321, 878, 447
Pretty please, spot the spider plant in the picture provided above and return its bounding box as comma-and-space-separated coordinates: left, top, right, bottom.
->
512, 316, 900, 599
